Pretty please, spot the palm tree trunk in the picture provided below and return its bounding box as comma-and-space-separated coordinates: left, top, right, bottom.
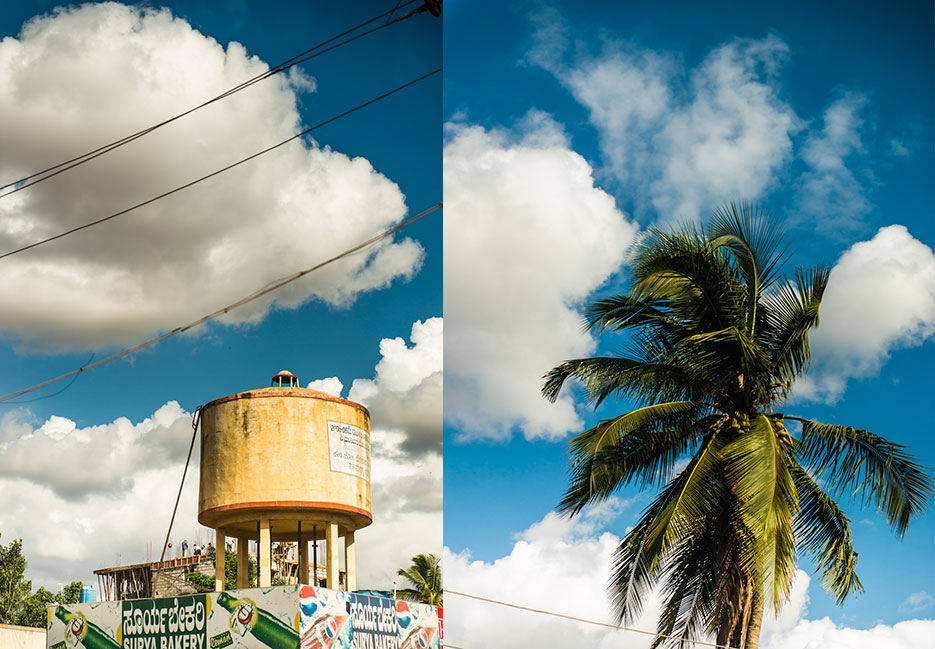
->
743, 590, 764, 649
737, 580, 753, 648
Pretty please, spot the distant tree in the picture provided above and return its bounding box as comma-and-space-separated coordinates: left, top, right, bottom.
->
12, 586, 51, 627
0, 534, 81, 627
0, 536, 31, 625
16, 581, 82, 628
396, 553, 442, 606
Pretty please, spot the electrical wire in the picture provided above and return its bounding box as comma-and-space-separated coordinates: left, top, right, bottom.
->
0, 67, 441, 261
386, 0, 406, 24
0, 202, 441, 404
445, 589, 738, 649
0, 353, 94, 403
0, 0, 425, 198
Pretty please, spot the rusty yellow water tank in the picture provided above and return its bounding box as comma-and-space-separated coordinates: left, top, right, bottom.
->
197, 370, 372, 541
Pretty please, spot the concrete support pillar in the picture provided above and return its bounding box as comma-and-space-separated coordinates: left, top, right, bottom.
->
298, 527, 309, 585
344, 531, 356, 593
237, 537, 249, 589
325, 522, 339, 590
259, 519, 272, 588
215, 528, 226, 592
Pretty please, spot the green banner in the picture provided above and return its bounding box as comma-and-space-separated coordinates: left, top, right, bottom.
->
121, 595, 208, 649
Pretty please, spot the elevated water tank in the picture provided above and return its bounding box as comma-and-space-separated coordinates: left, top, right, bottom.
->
198, 370, 371, 591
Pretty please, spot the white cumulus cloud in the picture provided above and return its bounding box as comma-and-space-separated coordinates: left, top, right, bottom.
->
445, 500, 661, 649
443, 116, 638, 441
0, 402, 212, 588
900, 591, 935, 614
0, 3, 422, 351
794, 93, 872, 235
763, 618, 935, 649
795, 225, 935, 403
0, 400, 194, 500
343, 317, 442, 456
306, 377, 345, 398
649, 37, 799, 222
530, 12, 800, 223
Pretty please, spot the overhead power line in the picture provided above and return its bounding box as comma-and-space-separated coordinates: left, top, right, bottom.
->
0, 67, 441, 261
0, 0, 429, 198
445, 589, 738, 649
0, 202, 441, 404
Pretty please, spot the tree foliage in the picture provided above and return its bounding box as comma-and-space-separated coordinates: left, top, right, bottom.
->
185, 546, 257, 591
543, 203, 931, 649
396, 553, 442, 606
0, 534, 81, 628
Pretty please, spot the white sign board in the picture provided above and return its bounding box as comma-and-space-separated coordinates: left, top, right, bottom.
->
327, 420, 370, 481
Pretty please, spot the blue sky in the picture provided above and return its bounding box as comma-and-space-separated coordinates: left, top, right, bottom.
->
443, 1, 933, 647
0, 0, 441, 592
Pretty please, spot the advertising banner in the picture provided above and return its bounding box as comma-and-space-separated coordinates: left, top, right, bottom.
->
48, 586, 438, 649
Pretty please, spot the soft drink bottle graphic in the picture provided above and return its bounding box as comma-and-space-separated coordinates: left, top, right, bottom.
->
216, 591, 300, 649
300, 614, 350, 649
396, 601, 438, 649
299, 586, 350, 649
54, 606, 120, 649
399, 626, 437, 649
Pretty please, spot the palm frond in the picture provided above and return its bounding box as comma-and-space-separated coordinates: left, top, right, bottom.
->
796, 420, 932, 537
673, 326, 770, 398
708, 202, 791, 324
611, 512, 659, 625
558, 401, 713, 516
541, 357, 696, 407
630, 226, 746, 335
609, 455, 720, 624
724, 414, 798, 612
790, 464, 863, 604
650, 512, 731, 649
396, 553, 442, 606
585, 294, 680, 334
759, 266, 829, 395
640, 430, 730, 581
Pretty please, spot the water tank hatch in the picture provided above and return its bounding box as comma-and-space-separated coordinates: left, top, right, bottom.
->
271, 370, 299, 387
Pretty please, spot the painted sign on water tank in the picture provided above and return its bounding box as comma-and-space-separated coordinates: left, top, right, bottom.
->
327, 421, 370, 482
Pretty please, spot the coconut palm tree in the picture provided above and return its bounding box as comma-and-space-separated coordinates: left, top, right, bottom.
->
396, 553, 442, 606
542, 203, 931, 649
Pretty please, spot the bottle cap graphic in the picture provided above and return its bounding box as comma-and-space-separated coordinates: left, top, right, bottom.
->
299, 586, 320, 619
232, 598, 257, 636
323, 617, 338, 640
417, 628, 430, 649
395, 600, 412, 630
66, 612, 86, 645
